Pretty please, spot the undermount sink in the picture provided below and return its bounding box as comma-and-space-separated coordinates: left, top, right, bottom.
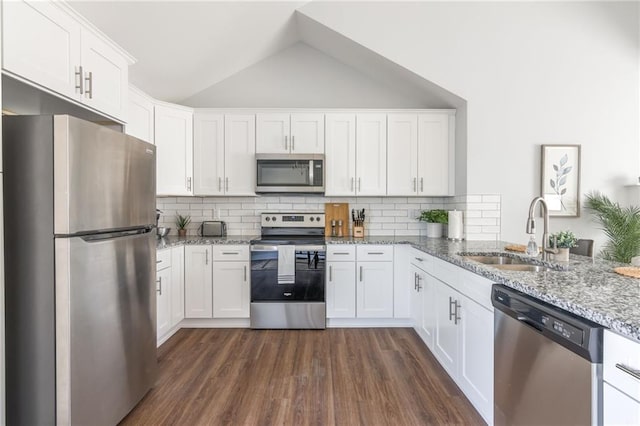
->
462, 254, 555, 273
463, 255, 527, 265
490, 264, 552, 272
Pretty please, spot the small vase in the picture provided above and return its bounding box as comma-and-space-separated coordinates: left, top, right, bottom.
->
426, 223, 444, 238
178, 229, 187, 237
554, 248, 570, 262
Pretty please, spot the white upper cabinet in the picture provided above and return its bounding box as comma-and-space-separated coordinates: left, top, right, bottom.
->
325, 114, 357, 196
79, 28, 128, 120
2, 0, 133, 121
3, 0, 81, 99
256, 113, 324, 154
356, 114, 387, 196
195, 113, 255, 196
325, 113, 386, 196
418, 112, 455, 195
388, 112, 455, 196
126, 86, 154, 143
155, 104, 193, 196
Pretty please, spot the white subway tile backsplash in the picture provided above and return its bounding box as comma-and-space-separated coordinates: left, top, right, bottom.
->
156, 193, 501, 239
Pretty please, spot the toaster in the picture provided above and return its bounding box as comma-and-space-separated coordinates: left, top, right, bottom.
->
200, 221, 227, 237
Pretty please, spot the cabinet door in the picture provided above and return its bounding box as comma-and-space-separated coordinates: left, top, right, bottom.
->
256, 113, 290, 154
193, 113, 224, 195
212, 261, 250, 318
290, 113, 324, 154
155, 105, 193, 196
387, 114, 418, 196
421, 272, 437, 350
126, 87, 154, 143
604, 382, 640, 426
184, 245, 213, 318
3, 0, 81, 100
325, 114, 356, 196
409, 265, 423, 333
326, 261, 356, 318
224, 115, 256, 196
156, 267, 172, 339
357, 261, 393, 318
356, 114, 387, 195
79, 28, 129, 121
458, 295, 494, 424
433, 279, 459, 379
418, 113, 454, 196
170, 246, 185, 327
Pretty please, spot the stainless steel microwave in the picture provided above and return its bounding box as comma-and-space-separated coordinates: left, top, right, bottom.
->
256, 154, 324, 193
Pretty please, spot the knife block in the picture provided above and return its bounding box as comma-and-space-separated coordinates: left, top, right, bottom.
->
353, 225, 364, 238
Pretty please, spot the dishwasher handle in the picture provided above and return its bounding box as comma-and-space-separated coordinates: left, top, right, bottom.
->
517, 315, 544, 332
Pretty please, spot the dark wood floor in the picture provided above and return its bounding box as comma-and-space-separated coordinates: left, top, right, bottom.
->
120, 328, 484, 426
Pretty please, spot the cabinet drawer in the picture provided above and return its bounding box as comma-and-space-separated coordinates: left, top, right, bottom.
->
211, 245, 249, 261
409, 248, 431, 273
356, 245, 393, 261
327, 245, 356, 261
156, 248, 172, 270
604, 330, 640, 401
431, 255, 460, 287
458, 268, 493, 311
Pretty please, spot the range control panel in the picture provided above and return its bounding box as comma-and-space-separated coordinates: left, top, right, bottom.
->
261, 213, 325, 228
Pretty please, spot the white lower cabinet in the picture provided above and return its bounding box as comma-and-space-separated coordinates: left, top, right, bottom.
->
327, 246, 357, 318
156, 247, 185, 344
156, 265, 172, 339
603, 329, 640, 425
212, 246, 250, 318
184, 245, 213, 318
356, 245, 394, 318
170, 247, 185, 325
433, 279, 460, 377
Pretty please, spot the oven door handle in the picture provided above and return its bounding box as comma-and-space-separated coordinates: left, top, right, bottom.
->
250, 245, 279, 252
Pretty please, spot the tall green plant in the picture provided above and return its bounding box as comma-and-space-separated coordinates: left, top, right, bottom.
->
584, 192, 640, 263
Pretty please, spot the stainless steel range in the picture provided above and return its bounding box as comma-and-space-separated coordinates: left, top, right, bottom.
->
250, 213, 326, 329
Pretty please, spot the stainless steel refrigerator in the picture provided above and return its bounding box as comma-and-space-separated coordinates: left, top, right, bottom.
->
3, 115, 157, 425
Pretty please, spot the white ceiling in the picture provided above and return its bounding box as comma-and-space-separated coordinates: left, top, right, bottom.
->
70, 1, 307, 102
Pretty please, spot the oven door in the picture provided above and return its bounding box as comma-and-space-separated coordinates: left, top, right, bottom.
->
250, 245, 325, 302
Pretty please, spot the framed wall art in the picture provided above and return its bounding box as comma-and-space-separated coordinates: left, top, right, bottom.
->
541, 144, 581, 217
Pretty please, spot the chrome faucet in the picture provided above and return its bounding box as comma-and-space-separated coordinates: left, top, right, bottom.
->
526, 197, 558, 261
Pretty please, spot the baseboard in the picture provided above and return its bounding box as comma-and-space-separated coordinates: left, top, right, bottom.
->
327, 318, 413, 328
180, 318, 251, 328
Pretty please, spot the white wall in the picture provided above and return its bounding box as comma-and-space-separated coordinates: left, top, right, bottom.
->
182, 42, 434, 108
299, 1, 640, 247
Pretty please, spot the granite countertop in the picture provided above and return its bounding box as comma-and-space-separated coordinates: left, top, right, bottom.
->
157, 235, 640, 342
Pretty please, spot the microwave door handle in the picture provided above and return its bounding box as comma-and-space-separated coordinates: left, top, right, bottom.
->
309, 160, 314, 185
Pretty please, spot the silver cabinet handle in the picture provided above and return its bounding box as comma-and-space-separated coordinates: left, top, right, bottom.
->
187, 177, 192, 191
75, 66, 84, 94
415, 257, 424, 262
616, 363, 640, 381
292, 135, 295, 151
284, 135, 288, 150
156, 259, 162, 264
366, 252, 384, 255
413, 178, 417, 192
358, 178, 362, 192
416, 274, 423, 292
333, 252, 350, 255
329, 265, 332, 282
454, 300, 461, 325
225, 177, 229, 192
351, 178, 354, 192
244, 265, 247, 282
218, 177, 222, 192
205, 249, 209, 265
449, 297, 456, 322
156, 277, 162, 295
222, 251, 240, 255
414, 272, 418, 290
420, 177, 424, 192
84, 71, 93, 99
359, 266, 363, 282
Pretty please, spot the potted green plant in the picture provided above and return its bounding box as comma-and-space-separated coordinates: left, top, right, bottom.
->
585, 191, 640, 263
549, 230, 577, 262
417, 209, 448, 238
176, 214, 191, 237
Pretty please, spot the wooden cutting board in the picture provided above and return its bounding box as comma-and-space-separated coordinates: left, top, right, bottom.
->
324, 203, 349, 237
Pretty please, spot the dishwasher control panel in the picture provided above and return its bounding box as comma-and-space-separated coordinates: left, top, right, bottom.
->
541, 315, 584, 346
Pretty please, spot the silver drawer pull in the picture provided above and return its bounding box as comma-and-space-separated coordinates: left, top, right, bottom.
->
333, 252, 350, 255
156, 260, 163, 264
222, 251, 239, 255
616, 363, 640, 381
367, 252, 385, 255
414, 257, 424, 262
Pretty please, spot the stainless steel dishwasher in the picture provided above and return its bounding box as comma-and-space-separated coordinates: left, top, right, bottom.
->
492, 284, 604, 426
